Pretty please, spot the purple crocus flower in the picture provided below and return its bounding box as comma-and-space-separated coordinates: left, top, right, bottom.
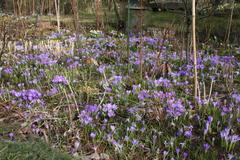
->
176, 148, 180, 154
237, 118, 240, 123
232, 94, 240, 103
47, 88, 58, 96
27, 89, 42, 101
3, 67, 14, 74
229, 135, 240, 143
204, 116, 213, 135
90, 132, 96, 138
9, 132, 14, 137
183, 152, 188, 159
111, 76, 123, 85
10, 90, 22, 97
204, 143, 211, 151
166, 98, 186, 117
177, 128, 183, 136
132, 139, 139, 146
37, 54, 57, 66
110, 125, 116, 131
184, 131, 193, 138
228, 154, 234, 160
97, 65, 105, 73
107, 109, 115, 117
78, 110, 93, 124
220, 127, 231, 140
138, 89, 150, 101
22, 71, 31, 77
163, 151, 169, 158
85, 104, 99, 113
74, 141, 80, 149
10, 89, 42, 104
102, 103, 118, 117
52, 75, 68, 85
208, 116, 213, 122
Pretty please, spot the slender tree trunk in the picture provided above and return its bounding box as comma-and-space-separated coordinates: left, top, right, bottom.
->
32, 0, 35, 15
24, 0, 27, 15
40, 0, 45, 15
225, 0, 235, 46
96, 0, 100, 30
71, 0, 81, 44
0, 0, 5, 9
13, 0, 17, 15
127, 0, 131, 58
139, 0, 143, 79
16, 0, 23, 16
192, 0, 198, 103
26, 0, 30, 15
54, 0, 60, 33
183, 0, 191, 61
112, 0, 121, 28
23, 0, 25, 15
72, 0, 80, 31
95, 0, 103, 30
49, 0, 52, 14
0, 20, 8, 64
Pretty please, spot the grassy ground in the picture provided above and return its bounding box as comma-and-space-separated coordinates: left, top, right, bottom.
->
0, 140, 72, 160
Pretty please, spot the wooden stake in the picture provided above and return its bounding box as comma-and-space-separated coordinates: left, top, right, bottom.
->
192, 0, 198, 104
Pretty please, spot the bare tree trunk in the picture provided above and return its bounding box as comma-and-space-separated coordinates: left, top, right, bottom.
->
0, 20, 8, 64
24, 0, 27, 15
49, 0, 52, 14
72, 0, 80, 31
0, 0, 5, 9
182, 0, 191, 61
40, 0, 45, 15
112, 0, 122, 28
13, 0, 17, 15
225, 0, 235, 46
71, 0, 81, 43
54, 0, 60, 33
127, 0, 130, 58
96, 0, 100, 30
26, 0, 30, 15
192, 0, 198, 103
139, 0, 143, 79
16, 0, 23, 16
32, 0, 35, 15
